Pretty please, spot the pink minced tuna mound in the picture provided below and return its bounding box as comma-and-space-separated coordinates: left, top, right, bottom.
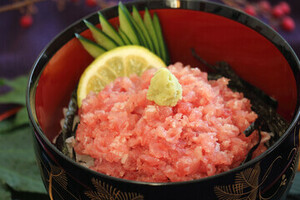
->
74, 62, 270, 182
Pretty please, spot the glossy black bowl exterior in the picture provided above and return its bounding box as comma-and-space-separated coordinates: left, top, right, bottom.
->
27, 1, 300, 200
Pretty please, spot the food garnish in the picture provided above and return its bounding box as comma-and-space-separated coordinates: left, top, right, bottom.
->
77, 45, 166, 107
75, 33, 106, 58
75, 2, 169, 64
147, 68, 182, 107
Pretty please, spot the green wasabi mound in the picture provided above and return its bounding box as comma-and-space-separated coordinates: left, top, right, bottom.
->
147, 68, 182, 106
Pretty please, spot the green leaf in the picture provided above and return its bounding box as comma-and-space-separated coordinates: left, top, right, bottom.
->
0, 182, 11, 200
14, 107, 30, 126
0, 76, 28, 105
0, 125, 46, 194
0, 107, 29, 134
0, 120, 19, 134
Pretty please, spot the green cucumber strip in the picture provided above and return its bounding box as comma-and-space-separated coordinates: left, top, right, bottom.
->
119, 4, 148, 48
98, 12, 125, 46
132, 6, 155, 52
133, 20, 148, 48
84, 20, 118, 50
153, 13, 169, 64
143, 8, 161, 58
75, 33, 106, 58
118, 28, 132, 45
118, 2, 140, 45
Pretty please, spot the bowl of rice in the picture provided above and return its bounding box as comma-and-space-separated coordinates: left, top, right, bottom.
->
26, 1, 300, 200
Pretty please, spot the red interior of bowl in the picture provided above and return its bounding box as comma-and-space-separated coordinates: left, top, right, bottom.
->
35, 9, 297, 141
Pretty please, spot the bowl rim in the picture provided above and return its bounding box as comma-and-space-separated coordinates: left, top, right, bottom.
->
26, 0, 300, 186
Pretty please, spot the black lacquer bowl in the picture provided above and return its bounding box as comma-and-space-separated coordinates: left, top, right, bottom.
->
26, 1, 300, 199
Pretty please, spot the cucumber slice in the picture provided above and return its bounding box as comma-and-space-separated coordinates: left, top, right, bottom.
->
118, 28, 132, 45
119, 3, 148, 48
98, 12, 125, 46
132, 6, 155, 52
118, 2, 140, 45
133, 20, 148, 48
84, 20, 118, 50
153, 13, 169, 65
143, 8, 161, 58
75, 33, 106, 58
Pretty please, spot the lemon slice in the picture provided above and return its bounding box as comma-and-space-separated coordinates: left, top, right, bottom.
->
77, 45, 166, 107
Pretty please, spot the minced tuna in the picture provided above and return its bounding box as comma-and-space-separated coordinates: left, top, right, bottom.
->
74, 62, 270, 182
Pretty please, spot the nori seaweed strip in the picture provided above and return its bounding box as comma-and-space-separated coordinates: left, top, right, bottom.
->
250, 99, 288, 143
243, 127, 262, 164
242, 117, 270, 137
72, 123, 79, 161
243, 119, 260, 137
55, 89, 78, 157
207, 73, 222, 80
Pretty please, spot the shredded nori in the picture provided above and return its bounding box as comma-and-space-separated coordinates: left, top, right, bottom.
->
243, 126, 262, 163
54, 89, 78, 158
243, 118, 262, 137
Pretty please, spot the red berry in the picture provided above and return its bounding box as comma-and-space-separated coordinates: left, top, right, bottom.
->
85, 0, 97, 7
281, 16, 295, 31
258, 1, 271, 12
20, 15, 33, 28
244, 5, 257, 16
271, 6, 284, 18
278, 1, 290, 14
